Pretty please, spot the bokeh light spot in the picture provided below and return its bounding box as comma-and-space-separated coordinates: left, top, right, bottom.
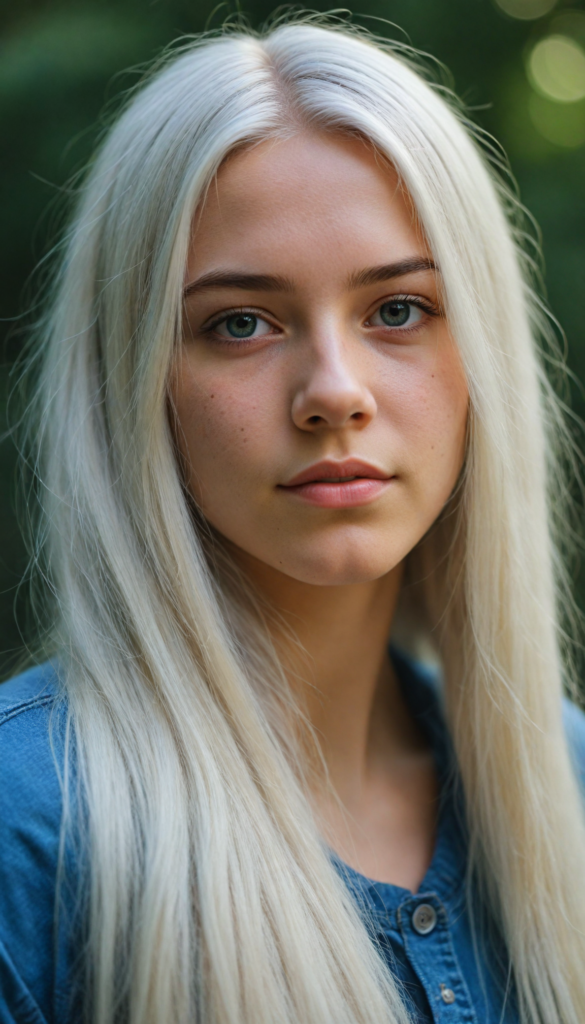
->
529, 92, 585, 146
528, 36, 585, 103
494, 0, 557, 21
549, 11, 585, 43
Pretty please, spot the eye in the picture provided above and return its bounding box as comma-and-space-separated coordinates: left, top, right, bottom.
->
214, 312, 273, 340
370, 300, 424, 329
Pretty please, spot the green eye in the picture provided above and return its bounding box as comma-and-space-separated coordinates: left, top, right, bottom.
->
211, 312, 274, 342
369, 300, 424, 329
379, 301, 412, 327
224, 313, 258, 338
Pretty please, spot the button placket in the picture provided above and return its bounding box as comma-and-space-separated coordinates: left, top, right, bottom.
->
398, 894, 478, 1023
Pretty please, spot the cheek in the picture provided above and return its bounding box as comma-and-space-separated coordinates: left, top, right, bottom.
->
381, 345, 468, 506
415, 362, 468, 498
170, 359, 281, 510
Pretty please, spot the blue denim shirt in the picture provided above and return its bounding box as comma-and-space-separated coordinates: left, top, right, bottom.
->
1, 655, 585, 1024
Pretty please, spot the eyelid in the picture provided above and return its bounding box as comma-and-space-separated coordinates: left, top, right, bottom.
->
200, 305, 281, 334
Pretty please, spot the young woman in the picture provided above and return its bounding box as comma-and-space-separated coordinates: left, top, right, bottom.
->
1, 18, 585, 1024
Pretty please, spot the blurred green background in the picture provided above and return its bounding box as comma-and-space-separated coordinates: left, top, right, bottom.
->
1, 0, 585, 676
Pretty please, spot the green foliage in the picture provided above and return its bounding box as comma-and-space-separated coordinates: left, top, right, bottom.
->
1, 0, 584, 673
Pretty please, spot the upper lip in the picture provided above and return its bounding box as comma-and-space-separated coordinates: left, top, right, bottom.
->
281, 459, 392, 487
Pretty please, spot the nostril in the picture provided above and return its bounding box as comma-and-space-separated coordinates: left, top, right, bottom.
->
351, 411, 365, 421
308, 414, 324, 425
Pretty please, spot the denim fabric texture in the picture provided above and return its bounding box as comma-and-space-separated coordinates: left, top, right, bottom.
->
1, 654, 585, 1024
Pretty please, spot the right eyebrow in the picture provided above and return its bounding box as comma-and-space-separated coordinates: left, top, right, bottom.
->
183, 271, 295, 297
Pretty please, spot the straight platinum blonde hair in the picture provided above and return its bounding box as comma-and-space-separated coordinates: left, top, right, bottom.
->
30, 17, 585, 1024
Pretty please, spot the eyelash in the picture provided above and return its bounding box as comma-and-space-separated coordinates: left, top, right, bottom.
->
200, 294, 441, 344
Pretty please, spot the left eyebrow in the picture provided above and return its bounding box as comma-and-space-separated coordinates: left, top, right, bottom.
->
347, 257, 438, 289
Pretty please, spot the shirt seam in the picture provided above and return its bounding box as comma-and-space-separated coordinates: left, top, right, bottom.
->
0, 693, 56, 726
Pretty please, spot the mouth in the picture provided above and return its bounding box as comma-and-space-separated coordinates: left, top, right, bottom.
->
314, 475, 361, 483
278, 459, 394, 509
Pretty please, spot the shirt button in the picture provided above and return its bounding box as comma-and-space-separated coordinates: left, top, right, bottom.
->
411, 903, 437, 935
440, 984, 456, 1004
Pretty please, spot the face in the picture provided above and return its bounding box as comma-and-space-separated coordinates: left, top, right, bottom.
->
171, 133, 468, 587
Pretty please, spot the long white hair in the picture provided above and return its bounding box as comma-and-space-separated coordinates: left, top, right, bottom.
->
29, 18, 585, 1024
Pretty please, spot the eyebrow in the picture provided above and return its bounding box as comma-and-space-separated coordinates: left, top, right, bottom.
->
183, 271, 294, 297
347, 257, 438, 289
183, 256, 437, 298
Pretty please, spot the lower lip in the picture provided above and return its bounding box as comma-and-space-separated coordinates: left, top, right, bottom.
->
279, 478, 393, 508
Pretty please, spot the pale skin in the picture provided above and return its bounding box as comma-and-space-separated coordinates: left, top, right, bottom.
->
171, 132, 469, 891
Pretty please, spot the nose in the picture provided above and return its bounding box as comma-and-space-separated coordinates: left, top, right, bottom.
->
291, 336, 377, 433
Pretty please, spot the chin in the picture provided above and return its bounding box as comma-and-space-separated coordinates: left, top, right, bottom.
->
274, 540, 405, 587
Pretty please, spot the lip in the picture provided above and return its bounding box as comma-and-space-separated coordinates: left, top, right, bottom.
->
278, 459, 394, 509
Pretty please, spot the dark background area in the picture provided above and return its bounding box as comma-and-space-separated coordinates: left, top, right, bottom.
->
1, 0, 584, 677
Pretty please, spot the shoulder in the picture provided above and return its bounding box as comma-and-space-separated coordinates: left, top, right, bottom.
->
0, 660, 60, 710
0, 661, 66, 821
0, 658, 64, 784
0, 662, 72, 1024
563, 697, 585, 792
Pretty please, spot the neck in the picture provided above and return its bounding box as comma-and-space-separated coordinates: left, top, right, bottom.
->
231, 549, 421, 802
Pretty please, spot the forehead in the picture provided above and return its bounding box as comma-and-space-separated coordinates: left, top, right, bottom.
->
188, 133, 429, 276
